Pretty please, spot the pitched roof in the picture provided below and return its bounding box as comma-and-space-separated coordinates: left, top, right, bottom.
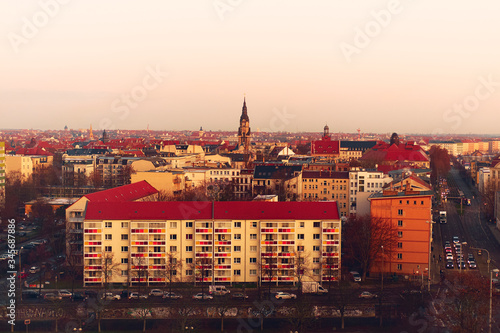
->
84, 180, 158, 202
84, 201, 340, 220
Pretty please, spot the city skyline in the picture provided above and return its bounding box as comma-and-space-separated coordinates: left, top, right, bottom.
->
1, 1, 499, 134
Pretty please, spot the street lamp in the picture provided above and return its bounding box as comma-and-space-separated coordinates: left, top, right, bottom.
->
470, 247, 490, 275
381, 245, 384, 292
490, 268, 499, 333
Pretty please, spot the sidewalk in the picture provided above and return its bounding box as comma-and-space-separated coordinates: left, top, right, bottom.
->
487, 222, 500, 245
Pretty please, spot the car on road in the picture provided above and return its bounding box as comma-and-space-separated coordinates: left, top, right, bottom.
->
231, 292, 249, 300
275, 292, 297, 300
192, 293, 213, 300
453, 236, 460, 244
446, 253, 453, 260
359, 291, 378, 299
469, 261, 477, 269
129, 292, 148, 300
44, 293, 62, 301
446, 260, 454, 269
102, 292, 121, 300
59, 290, 73, 298
163, 291, 182, 300
29, 266, 40, 274
149, 289, 164, 297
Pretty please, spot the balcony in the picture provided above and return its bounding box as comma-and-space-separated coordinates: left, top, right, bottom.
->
69, 229, 83, 234
323, 228, 340, 233
83, 253, 101, 258
84, 241, 101, 246
195, 228, 213, 233
214, 253, 231, 258
278, 252, 294, 257
214, 241, 231, 246
85, 265, 103, 270
132, 241, 149, 246
196, 253, 213, 258
322, 240, 340, 245
214, 265, 231, 270
195, 241, 213, 246
322, 264, 339, 269
131, 253, 148, 258
261, 240, 278, 245
214, 228, 231, 233
148, 252, 165, 257
322, 252, 339, 257
149, 241, 166, 246
215, 277, 231, 282
84, 278, 102, 283
84, 229, 101, 234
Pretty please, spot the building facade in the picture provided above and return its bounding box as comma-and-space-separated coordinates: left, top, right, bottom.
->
81, 201, 341, 286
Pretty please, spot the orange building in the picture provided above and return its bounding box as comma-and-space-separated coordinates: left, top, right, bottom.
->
369, 189, 433, 280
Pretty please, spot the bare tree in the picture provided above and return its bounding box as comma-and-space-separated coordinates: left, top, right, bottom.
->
293, 250, 312, 296
213, 296, 236, 332
100, 253, 121, 293
195, 257, 213, 296
284, 296, 315, 333
131, 257, 149, 294
343, 215, 398, 281
329, 279, 358, 329
164, 251, 181, 296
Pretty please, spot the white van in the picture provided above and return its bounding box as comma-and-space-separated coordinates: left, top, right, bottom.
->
350, 271, 361, 282
209, 285, 230, 295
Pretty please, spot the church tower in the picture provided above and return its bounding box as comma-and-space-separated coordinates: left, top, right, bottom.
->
237, 97, 251, 151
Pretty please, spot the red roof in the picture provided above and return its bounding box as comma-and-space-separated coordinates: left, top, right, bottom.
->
84, 181, 158, 202
85, 201, 340, 221
361, 142, 429, 163
311, 137, 340, 155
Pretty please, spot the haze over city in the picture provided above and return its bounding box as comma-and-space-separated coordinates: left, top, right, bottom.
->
1, 0, 499, 134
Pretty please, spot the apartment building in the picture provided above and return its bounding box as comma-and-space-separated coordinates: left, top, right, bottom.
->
349, 169, 392, 216
62, 156, 96, 187
369, 189, 433, 278
301, 170, 349, 218
81, 201, 341, 286
66, 181, 159, 267
252, 165, 303, 201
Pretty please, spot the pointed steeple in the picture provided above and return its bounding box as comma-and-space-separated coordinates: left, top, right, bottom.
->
240, 96, 249, 122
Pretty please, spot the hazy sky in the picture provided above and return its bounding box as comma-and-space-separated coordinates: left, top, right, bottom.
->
1, 1, 499, 134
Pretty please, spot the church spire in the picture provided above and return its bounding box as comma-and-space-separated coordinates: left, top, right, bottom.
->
240, 96, 249, 122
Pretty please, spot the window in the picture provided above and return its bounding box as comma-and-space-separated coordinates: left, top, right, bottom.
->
121, 246, 128, 252
234, 222, 241, 228
105, 234, 112, 240
186, 234, 193, 240
186, 222, 193, 228
398, 209, 403, 216
397, 253, 403, 260
250, 258, 257, 263
170, 234, 177, 240
398, 231, 403, 238
234, 258, 241, 264
121, 258, 128, 264
313, 246, 320, 251
186, 246, 193, 252
297, 246, 304, 252
186, 258, 193, 264
313, 269, 320, 275
154, 259, 162, 264
105, 246, 112, 252
250, 246, 257, 252
397, 242, 403, 249
121, 270, 128, 276
105, 222, 112, 228
313, 257, 320, 263
186, 270, 193, 276
170, 222, 177, 228
153, 246, 162, 253
250, 269, 257, 276
313, 222, 320, 228
250, 234, 257, 240
297, 234, 304, 240
121, 222, 128, 228
397, 264, 402, 271
234, 246, 241, 252
313, 234, 320, 239
398, 220, 403, 227
421, 201, 424, 205
234, 270, 241, 276
170, 246, 177, 252
121, 234, 128, 240
252, 222, 257, 228
234, 234, 241, 240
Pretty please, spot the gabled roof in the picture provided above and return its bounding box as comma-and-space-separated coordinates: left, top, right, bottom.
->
84, 180, 158, 202
84, 201, 340, 221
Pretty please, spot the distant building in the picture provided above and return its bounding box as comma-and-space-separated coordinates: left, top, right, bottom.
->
349, 169, 392, 216
252, 164, 303, 201
237, 97, 251, 152
311, 125, 340, 159
302, 170, 349, 218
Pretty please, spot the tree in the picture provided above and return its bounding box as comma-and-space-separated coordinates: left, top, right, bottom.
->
429, 145, 451, 185
284, 296, 315, 333
101, 253, 120, 293
343, 215, 398, 281
329, 279, 358, 329
164, 251, 181, 296
195, 257, 213, 296
293, 250, 312, 296
131, 257, 149, 294
213, 296, 236, 332
440, 272, 489, 333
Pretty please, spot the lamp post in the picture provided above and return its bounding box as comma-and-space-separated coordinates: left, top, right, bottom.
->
490, 268, 499, 333
381, 245, 384, 292
19, 246, 24, 303
470, 247, 490, 276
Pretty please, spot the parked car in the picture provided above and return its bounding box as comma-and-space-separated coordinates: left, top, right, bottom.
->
22, 290, 41, 300
29, 266, 40, 274
102, 292, 121, 300
446, 260, 454, 269
44, 293, 62, 301
59, 290, 73, 298
359, 291, 378, 299
71, 292, 85, 301
129, 292, 148, 300
192, 293, 213, 300
149, 289, 164, 297
163, 291, 182, 299
275, 292, 297, 300
121, 290, 133, 299
469, 261, 477, 269
231, 292, 249, 300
